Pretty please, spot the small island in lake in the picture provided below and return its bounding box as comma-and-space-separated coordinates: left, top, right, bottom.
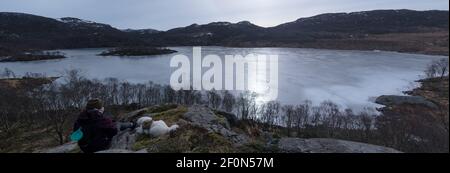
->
98, 47, 177, 56
0, 51, 67, 62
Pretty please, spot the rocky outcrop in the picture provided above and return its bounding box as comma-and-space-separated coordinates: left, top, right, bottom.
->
376, 95, 438, 109
183, 105, 249, 146
38, 105, 403, 153
214, 110, 239, 127
36, 142, 79, 153
278, 138, 401, 153
96, 149, 148, 153
110, 130, 137, 150
37, 131, 139, 153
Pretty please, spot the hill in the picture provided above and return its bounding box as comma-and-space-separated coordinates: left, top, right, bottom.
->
144, 21, 265, 46
146, 10, 448, 55
1, 10, 449, 56
0, 12, 144, 53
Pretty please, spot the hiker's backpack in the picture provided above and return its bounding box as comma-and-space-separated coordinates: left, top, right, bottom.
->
70, 127, 83, 142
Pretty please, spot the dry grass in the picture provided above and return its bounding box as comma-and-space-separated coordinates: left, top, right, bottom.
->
0, 77, 58, 90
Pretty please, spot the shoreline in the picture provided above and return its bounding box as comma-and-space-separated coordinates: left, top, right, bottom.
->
203, 46, 449, 57
1, 44, 447, 63
41, 46, 450, 57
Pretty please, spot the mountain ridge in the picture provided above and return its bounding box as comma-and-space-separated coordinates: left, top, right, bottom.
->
1, 9, 448, 56
0, 12, 145, 53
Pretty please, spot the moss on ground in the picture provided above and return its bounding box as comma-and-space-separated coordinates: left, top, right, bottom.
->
133, 124, 237, 153
150, 105, 188, 124
213, 112, 230, 129
132, 135, 155, 151
0, 125, 61, 153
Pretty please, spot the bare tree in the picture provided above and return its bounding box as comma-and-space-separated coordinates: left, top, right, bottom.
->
436, 58, 449, 78
282, 105, 295, 137
425, 58, 449, 78
260, 101, 281, 130
144, 82, 162, 106
0, 89, 12, 133
236, 91, 257, 120
221, 90, 236, 112
42, 83, 74, 145
104, 78, 120, 105
294, 100, 311, 134
120, 82, 133, 105
358, 110, 374, 141
207, 89, 222, 109
163, 85, 176, 104
1, 68, 15, 78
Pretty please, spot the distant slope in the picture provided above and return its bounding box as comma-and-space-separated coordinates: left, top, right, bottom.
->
272, 10, 448, 33
123, 28, 161, 35
122, 28, 161, 41
145, 21, 265, 46
144, 10, 450, 45
140, 10, 449, 55
0, 12, 143, 52
257, 10, 449, 55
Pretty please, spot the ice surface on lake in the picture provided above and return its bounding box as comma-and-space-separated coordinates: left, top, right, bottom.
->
0, 47, 445, 111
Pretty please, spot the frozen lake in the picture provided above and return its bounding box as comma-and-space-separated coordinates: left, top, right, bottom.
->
0, 47, 445, 111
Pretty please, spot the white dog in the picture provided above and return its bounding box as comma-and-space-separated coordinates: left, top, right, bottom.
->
136, 116, 179, 137
136, 116, 153, 126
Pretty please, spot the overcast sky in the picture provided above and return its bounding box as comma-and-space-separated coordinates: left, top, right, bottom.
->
1, 0, 448, 30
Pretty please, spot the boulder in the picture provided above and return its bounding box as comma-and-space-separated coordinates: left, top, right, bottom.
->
376, 95, 438, 109
278, 138, 401, 153
184, 105, 227, 128
183, 105, 249, 146
110, 130, 137, 150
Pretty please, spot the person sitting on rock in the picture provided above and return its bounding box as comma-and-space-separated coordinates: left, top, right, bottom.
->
73, 98, 135, 153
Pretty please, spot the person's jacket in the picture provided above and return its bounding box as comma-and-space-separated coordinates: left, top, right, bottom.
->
73, 109, 118, 153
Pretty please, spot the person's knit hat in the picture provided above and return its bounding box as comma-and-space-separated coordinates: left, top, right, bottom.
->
86, 98, 103, 110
